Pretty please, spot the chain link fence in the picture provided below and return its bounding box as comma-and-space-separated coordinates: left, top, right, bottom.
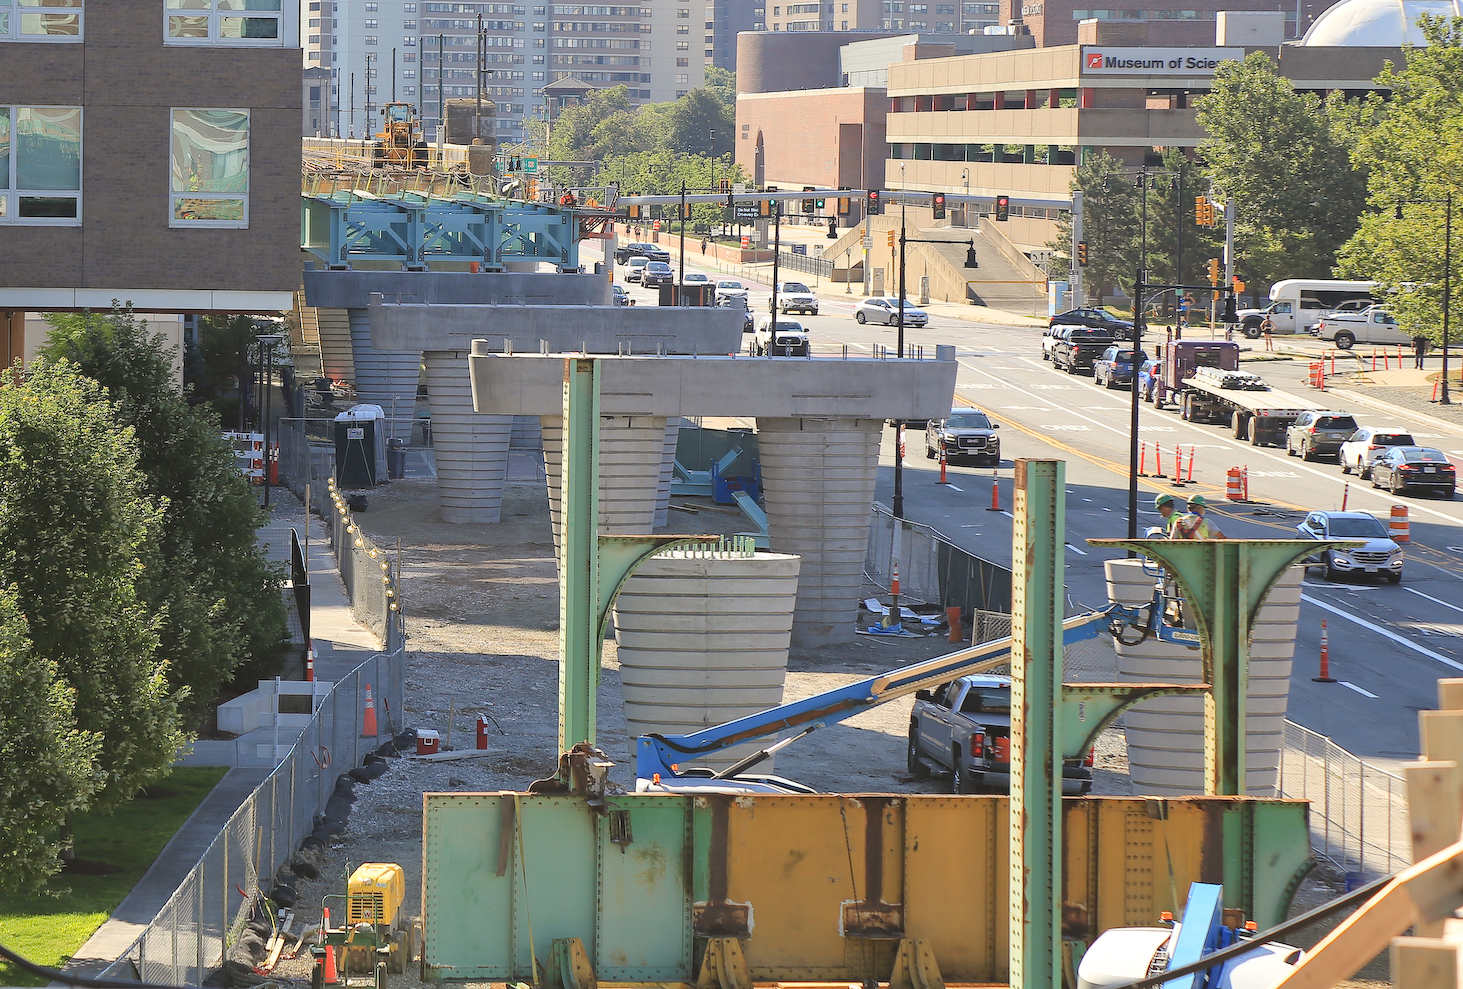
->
864, 503, 1012, 617
104, 649, 406, 984
1279, 720, 1410, 881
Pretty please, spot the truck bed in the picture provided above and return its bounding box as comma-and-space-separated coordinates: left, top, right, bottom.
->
1182, 375, 1325, 415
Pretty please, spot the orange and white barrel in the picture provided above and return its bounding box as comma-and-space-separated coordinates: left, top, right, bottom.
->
1390, 504, 1410, 542
1226, 467, 1245, 501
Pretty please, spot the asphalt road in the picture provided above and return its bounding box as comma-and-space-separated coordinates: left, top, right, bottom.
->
610, 247, 1463, 770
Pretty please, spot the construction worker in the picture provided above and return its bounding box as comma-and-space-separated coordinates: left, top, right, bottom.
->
1155, 492, 1183, 537
1172, 493, 1225, 539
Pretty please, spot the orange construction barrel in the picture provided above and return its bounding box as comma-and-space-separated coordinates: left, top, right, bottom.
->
1389, 504, 1410, 542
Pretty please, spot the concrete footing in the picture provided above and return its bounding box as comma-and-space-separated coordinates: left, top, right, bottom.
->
348, 308, 419, 440
756, 417, 884, 647
421, 351, 513, 523
542, 414, 669, 554
1107, 558, 1302, 796
614, 549, 800, 772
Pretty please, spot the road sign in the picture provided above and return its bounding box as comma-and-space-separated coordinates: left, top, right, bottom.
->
522, 157, 539, 174
734, 201, 759, 222
862, 232, 872, 249
732, 182, 747, 194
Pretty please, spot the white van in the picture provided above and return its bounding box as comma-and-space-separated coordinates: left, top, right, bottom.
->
1238, 279, 1377, 338
1313, 307, 1410, 349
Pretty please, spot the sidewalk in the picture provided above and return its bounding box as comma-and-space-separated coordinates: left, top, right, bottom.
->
63, 489, 382, 979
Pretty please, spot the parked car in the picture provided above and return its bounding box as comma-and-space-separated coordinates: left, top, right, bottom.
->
624, 256, 650, 283
611, 284, 629, 306
908, 674, 1093, 794
854, 296, 929, 326
925, 408, 1000, 465
1092, 346, 1149, 389
1285, 411, 1360, 461
714, 279, 749, 303
1339, 426, 1415, 478
1370, 446, 1458, 498
751, 314, 810, 356
616, 241, 667, 263
642, 260, 674, 288
1296, 510, 1404, 583
1051, 327, 1115, 374
1049, 307, 1134, 338
770, 281, 819, 315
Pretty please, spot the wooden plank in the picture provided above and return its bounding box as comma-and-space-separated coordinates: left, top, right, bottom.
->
1404, 761, 1462, 862
1420, 711, 1463, 765
1391, 937, 1461, 989
1440, 679, 1463, 712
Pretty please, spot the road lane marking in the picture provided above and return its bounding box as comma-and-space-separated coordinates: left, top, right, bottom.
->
1338, 680, 1378, 698
944, 484, 964, 492
1066, 543, 1089, 555
1301, 593, 1463, 670
1406, 587, 1463, 616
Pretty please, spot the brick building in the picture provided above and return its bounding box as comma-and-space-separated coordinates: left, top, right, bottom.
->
0, 0, 299, 364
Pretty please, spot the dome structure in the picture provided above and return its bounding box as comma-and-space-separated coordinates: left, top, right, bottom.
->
1300, 0, 1463, 46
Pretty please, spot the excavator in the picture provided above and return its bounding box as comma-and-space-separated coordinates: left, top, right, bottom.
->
372, 102, 429, 168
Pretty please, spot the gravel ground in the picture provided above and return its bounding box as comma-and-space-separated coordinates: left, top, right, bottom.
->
262, 474, 1383, 988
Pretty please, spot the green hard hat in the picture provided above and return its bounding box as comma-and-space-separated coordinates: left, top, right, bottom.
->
1188, 494, 1209, 508
1154, 493, 1175, 509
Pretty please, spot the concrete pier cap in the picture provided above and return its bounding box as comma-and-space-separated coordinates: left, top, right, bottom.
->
468, 350, 957, 646
364, 295, 742, 523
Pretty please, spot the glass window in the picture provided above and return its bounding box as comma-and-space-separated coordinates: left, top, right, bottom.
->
1, 105, 83, 224
166, 0, 283, 45
171, 108, 248, 228
1, 0, 84, 42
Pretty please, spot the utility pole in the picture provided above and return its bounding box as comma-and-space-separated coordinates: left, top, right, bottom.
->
476, 12, 484, 143
1128, 166, 1148, 546
392, 47, 397, 102
1223, 196, 1236, 335
1445, 191, 1453, 405
768, 200, 781, 350
678, 181, 687, 304
437, 34, 445, 160
1070, 190, 1084, 309
349, 72, 355, 140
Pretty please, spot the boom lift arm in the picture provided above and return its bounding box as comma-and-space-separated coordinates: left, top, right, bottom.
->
635, 593, 1196, 785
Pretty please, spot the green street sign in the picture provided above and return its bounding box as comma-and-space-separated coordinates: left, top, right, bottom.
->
523, 157, 539, 174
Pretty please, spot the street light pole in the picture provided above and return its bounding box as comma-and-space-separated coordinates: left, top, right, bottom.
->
678, 180, 687, 304
1445, 191, 1453, 405
1128, 166, 1148, 545
257, 333, 284, 508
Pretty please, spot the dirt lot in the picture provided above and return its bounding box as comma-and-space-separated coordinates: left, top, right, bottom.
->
267, 473, 1386, 988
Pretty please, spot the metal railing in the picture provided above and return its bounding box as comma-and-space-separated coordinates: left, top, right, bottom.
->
776, 251, 834, 280
1278, 720, 1410, 881
102, 649, 405, 984
864, 503, 1012, 617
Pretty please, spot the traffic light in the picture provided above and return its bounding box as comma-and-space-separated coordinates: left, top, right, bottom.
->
815, 198, 825, 210
827, 217, 837, 239
867, 190, 882, 215
932, 193, 945, 220
1195, 195, 1207, 225
1232, 276, 1246, 293
719, 178, 731, 194
1207, 257, 1221, 284
803, 186, 816, 215
628, 203, 641, 219
1222, 295, 1238, 323
1076, 241, 1088, 267
683, 199, 693, 219
759, 199, 771, 217
886, 230, 896, 249
994, 194, 1009, 222
838, 196, 850, 215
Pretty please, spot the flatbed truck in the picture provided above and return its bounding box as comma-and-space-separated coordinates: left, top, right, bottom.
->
1168, 364, 1325, 447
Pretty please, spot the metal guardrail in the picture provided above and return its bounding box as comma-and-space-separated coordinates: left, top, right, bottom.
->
776, 251, 834, 279
1279, 720, 1410, 881
864, 503, 1013, 617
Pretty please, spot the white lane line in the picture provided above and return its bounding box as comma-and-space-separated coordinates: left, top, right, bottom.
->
1066, 543, 1089, 556
1338, 680, 1379, 698
1302, 592, 1463, 670
944, 483, 964, 492
1000, 510, 1014, 519
1406, 586, 1463, 615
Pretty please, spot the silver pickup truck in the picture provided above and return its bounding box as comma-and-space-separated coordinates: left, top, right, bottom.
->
907, 673, 1094, 794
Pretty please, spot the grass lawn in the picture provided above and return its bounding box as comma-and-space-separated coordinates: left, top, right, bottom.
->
0, 766, 228, 986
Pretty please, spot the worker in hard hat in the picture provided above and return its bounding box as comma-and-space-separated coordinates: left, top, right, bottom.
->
1155, 492, 1183, 537
1172, 493, 1225, 539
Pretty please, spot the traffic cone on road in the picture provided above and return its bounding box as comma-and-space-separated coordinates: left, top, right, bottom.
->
361, 682, 378, 737
987, 474, 1001, 512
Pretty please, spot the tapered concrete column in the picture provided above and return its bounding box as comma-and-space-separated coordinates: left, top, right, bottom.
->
756, 416, 884, 646
654, 420, 681, 528
316, 308, 355, 384
421, 351, 513, 523
615, 549, 800, 772
541, 414, 668, 555
348, 307, 419, 440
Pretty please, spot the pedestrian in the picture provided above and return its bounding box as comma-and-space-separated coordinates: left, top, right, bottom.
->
1414, 334, 1429, 369
700, 236, 709, 255
1261, 314, 1274, 352
1155, 492, 1184, 537
1172, 494, 1225, 539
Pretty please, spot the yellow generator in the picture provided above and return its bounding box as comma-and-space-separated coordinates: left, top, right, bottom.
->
337, 863, 416, 975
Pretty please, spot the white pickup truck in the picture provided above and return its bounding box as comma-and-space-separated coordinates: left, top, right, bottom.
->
750, 315, 810, 356
1313, 306, 1410, 350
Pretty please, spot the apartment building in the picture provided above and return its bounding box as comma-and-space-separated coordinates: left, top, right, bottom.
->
0, 0, 300, 360
304, 0, 705, 143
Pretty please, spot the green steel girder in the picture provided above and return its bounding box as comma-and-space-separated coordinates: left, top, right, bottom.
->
1058, 683, 1211, 760
299, 193, 582, 270
1087, 538, 1356, 796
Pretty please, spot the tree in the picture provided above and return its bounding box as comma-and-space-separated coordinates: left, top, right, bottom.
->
1140, 149, 1225, 316
193, 313, 268, 430
1048, 150, 1140, 304
0, 360, 185, 812
41, 307, 288, 726
1195, 51, 1367, 292
0, 588, 102, 892
1336, 16, 1463, 344
664, 89, 734, 158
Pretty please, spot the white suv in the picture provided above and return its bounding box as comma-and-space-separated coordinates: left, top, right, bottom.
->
771, 281, 819, 315
751, 315, 810, 356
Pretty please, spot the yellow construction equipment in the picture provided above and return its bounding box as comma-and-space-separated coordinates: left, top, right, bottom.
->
314, 862, 418, 982
372, 103, 429, 168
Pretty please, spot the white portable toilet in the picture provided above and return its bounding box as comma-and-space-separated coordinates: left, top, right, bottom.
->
335, 404, 388, 487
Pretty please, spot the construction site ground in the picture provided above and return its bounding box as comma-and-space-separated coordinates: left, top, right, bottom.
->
255, 471, 1389, 988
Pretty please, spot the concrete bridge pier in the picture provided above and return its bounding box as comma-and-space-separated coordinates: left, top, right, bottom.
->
655, 421, 681, 528
348, 307, 419, 441
756, 417, 884, 647
421, 350, 513, 523
542, 414, 670, 554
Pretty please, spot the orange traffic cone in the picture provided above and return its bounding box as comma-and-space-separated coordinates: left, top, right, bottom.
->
322, 908, 339, 984
362, 682, 378, 737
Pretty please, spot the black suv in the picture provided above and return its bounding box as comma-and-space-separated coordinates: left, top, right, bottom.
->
1051, 327, 1115, 374
616, 241, 669, 264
